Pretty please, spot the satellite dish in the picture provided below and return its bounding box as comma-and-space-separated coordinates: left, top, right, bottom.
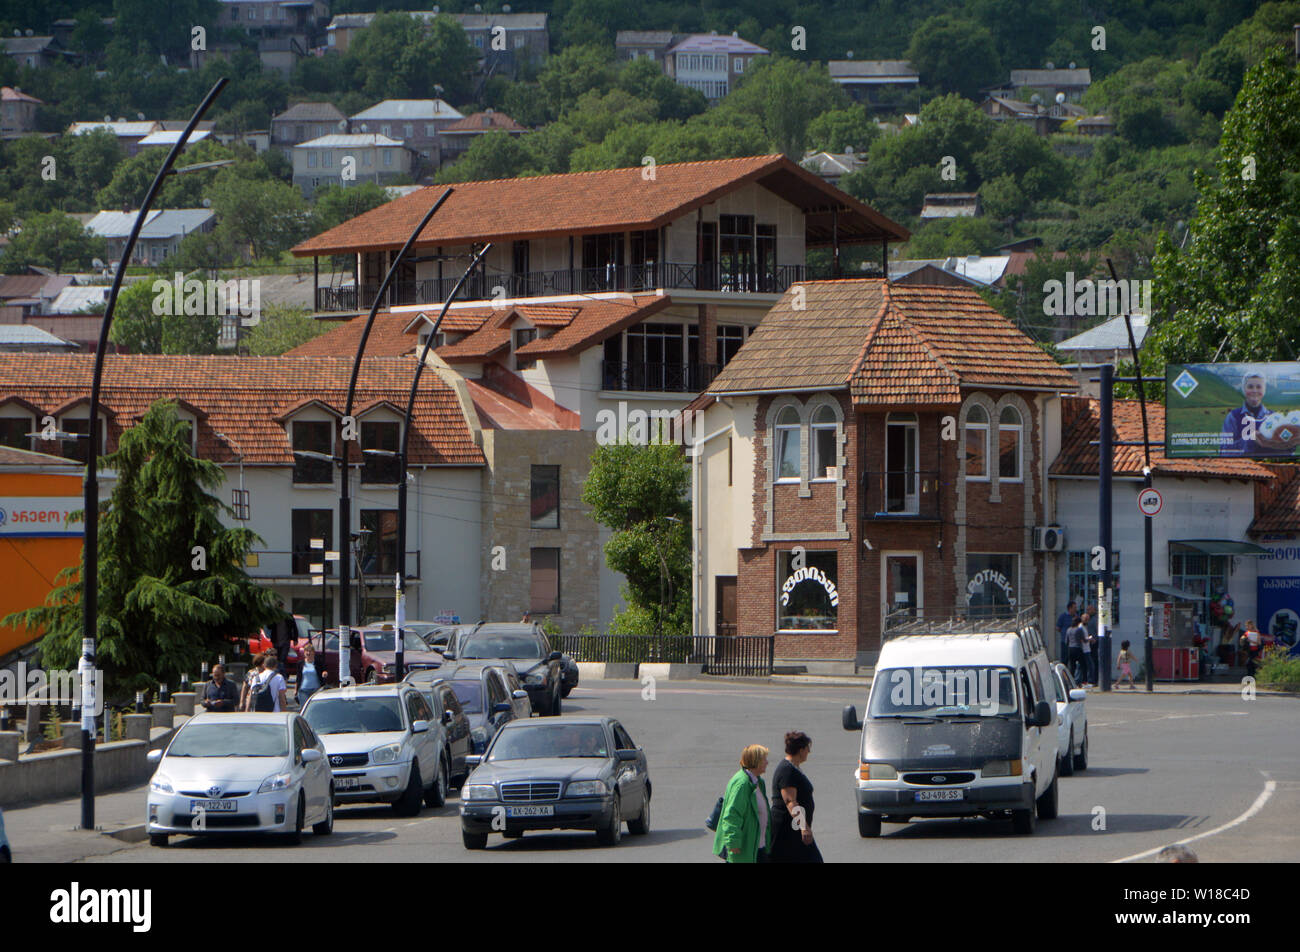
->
846, 50, 854, 59
359, 123, 368, 133
137, 112, 145, 120
92, 258, 105, 270
25, 28, 33, 36
502, 3, 511, 11
1030, 93, 1042, 105
12, 29, 19, 37
103, 114, 112, 122
845, 144, 854, 155
474, 2, 481, 10
1045, 61, 1054, 70
1068, 61, 1076, 69
337, 118, 346, 130
202, 198, 212, 208
1056, 92, 1065, 104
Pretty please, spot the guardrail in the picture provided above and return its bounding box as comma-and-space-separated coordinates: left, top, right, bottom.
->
549, 633, 774, 677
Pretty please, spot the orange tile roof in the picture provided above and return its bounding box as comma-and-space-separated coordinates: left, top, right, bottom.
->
438, 321, 511, 362
286, 308, 492, 358
0, 355, 484, 467
1051, 396, 1273, 481
706, 278, 1077, 403
1249, 465, 1300, 535
515, 294, 670, 358
441, 110, 526, 134
292, 154, 908, 256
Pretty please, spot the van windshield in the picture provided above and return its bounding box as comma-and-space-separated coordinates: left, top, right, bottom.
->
868, 666, 1019, 718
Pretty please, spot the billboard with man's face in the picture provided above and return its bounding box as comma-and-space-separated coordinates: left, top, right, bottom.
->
1165, 363, 1300, 458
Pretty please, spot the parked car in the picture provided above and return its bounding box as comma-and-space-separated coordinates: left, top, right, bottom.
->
145, 712, 334, 847
1051, 662, 1089, 775
356, 625, 446, 680
449, 623, 564, 715
400, 673, 474, 786
0, 806, 9, 862
426, 623, 479, 655
460, 715, 651, 849
375, 620, 446, 646
559, 653, 579, 698
301, 683, 451, 815
310, 630, 375, 686
411, 661, 531, 755
245, 615, 314, 680
842, 617, 1059, 836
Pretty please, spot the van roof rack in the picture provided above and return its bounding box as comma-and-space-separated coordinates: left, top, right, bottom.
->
882, 605, 1042, 641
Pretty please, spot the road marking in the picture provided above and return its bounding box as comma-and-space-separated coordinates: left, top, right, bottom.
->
1110, 774, 1277, 863
1091, 711, 1248, 727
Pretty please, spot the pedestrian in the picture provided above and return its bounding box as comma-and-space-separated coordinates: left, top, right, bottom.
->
238, 652, 266, 711
713, 744, 773, 863
244, 655, 288, 713
1084, 609, 1100, 685
200, 664, 239, 712
520, 611, 531, 624
297, 642, 322, 706
1067, 613, 1089, 686
269, 598, 296, 674
1240, 620, 1262, 677
1057, 600, 1078, 663
769, 731, 822, 863
1116, 640, 1136, 689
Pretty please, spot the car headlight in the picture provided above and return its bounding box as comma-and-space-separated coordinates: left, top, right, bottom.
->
982, 759, 1022, 778
257, 771, 293, 794
858, 762, 897, 781
370, 743, 402, 764
462, 784, 497, 801
565, 780, 609, 797
382, 663, 395, 674
150, 775, 174, 794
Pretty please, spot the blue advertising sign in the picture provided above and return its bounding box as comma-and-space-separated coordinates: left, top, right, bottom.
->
1256, 539, 1300, 655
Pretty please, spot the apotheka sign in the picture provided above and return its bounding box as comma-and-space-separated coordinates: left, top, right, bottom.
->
781, 566, 840, 607
965, 569, 1016, 606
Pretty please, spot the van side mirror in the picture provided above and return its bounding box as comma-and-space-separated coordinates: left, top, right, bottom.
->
842, 704, 863, 732
1032, 700, 1052, 728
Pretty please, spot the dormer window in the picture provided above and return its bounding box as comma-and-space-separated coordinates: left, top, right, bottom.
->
292, 420, 334, 484
0, 414, 34, 450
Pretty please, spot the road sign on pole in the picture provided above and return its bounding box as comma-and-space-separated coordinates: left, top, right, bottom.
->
1138, 487, 1163, 517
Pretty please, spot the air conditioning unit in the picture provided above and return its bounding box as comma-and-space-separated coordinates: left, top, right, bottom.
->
1034, 526, 1065, 552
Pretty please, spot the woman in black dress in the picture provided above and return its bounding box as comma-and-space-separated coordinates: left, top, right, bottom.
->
770, 730, 823, 863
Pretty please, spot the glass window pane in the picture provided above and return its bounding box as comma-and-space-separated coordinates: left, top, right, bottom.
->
530, 465, 560, 529
776, 406, 798, 427
998, 426, 1020, 479
967, 405, 988, 424
812, 405, 836, 425
813, 425, 837, 478
777, 550, 838, 631
999, 406, 1020, 425
965, 425, 987, 477
777, 427, 800, 479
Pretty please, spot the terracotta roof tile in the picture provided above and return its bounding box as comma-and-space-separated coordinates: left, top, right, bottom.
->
437, 322, 511, 362
0, 355, 483, 467
514, 294, 671, 358
287, 313, 420, 358
1250, 465, 1300, 535
706, 278, 1076, 403
292, 154, 908, 255
1051, 396, 1273, 481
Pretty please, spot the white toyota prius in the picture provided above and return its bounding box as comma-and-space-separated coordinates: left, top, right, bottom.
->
146, 712, 334, 846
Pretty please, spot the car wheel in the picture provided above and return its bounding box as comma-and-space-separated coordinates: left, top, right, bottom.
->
1060, 731, 1075, 776
595, 794, 621, 846
857, 813, 881, 838
286, 793, 305, 845
1011, 802, 1037, 834
627, 789, 650, 835
393, 762, 424, 817
1037, 766, 1059, 820
312, 786, 334, 835
425, 754, 449, 807
549, 685, 562, 717
148, 833, 168, 848
1073, 727, 1089, 771
366, 668, 379, 684
462, 829, 488, 850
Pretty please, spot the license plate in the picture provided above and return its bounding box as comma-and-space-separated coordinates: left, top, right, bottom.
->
190, 799, 236, 813
915, 789, 964, 802
505, 805, 554, 817
336, 776, 363, 790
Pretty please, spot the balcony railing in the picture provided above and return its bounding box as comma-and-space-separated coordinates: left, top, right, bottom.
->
314, 262, 805, 312
602, 360, 721, 393
243, 550, 421, 579
861, 470, 943, 519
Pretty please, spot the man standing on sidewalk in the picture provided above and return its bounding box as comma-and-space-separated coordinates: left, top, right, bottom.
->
200, 664, 238, 712
1058, 600, 1077, 662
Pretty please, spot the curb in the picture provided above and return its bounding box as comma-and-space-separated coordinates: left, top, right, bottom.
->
102, 823, 148, 843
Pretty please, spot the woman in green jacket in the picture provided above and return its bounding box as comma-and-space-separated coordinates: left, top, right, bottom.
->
713, 744, 773, 863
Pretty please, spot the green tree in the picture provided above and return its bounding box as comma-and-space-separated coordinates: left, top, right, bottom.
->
906, 15, 1003, 100
1, 211, 104, 273
111, 0, 218, 59
714, 57, 847, 157
96, 139, 238, 211
437, 131, 535, 182
536, 45, 618, 123
582, 442, 691, 638
615, 57, 707, 122
246, 304, 328, 355
311, 182, 392, 234
107, 279, 164, 354
347, 13, 477, 102
805, 106, 878, 154
1145, 49, 1300, 369
208, 169, 308, 260
4, 400, 277, 696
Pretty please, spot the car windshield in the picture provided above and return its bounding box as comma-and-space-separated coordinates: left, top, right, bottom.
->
168, 723, 288, 758
450, 680, 483, 714
462, 633, 543, 660
488, 723, 608, 761
303, 696, 405, 734
362, 631, 428, 653
868, 666, 1019, 718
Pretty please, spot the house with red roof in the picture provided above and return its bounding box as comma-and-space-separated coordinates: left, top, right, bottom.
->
288, 154, 908, 633
688, 278, 1079, 672
0, 354, 486, 639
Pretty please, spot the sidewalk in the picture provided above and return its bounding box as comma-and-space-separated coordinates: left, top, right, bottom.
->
2, 784, 149, 863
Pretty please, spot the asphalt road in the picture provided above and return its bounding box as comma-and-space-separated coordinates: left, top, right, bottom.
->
64, 678, 1300, 863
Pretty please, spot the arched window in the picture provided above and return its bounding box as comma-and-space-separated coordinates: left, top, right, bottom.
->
965, 404, 989, 480
998, 405, 1023, 480
775, 406, 800, 481
811, 405, 839, 479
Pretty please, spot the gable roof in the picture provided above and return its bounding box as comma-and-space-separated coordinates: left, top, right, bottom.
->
293, 154, 909, 256
351, 99, 463, 122
0, 355, 483, 466
440, 111, 526, 134
705, 279, 1078, 404
272, 102, 346, 123
1, 86, 42, 104
1249, 465, 1300, 535
1051, 396, 1273, 481
827, 60, 918, 81
1008, 68, 1091, 87
1056, 314, 1149, 354
668, 34, 767, 54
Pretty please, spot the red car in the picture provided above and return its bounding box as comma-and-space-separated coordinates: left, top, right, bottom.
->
245, 615, 314, 680
309, 626, 443, 684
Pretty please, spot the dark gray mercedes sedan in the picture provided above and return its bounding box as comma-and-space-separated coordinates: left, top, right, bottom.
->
459, 716, 650, 850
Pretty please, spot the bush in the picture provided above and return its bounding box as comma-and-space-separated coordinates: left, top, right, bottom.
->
1255, 645, 1300, 689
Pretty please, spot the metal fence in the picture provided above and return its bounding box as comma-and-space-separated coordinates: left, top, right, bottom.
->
549, 633, 774, 677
